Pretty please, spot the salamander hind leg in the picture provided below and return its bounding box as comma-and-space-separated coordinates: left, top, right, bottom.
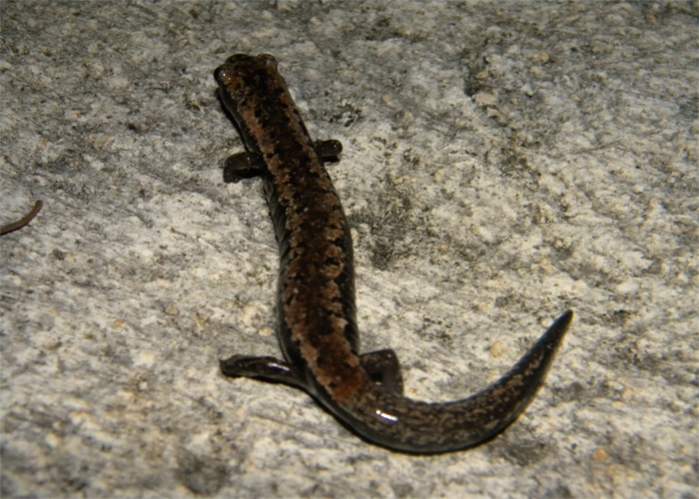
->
360, 349, 404, 394
220, 354, 307, 390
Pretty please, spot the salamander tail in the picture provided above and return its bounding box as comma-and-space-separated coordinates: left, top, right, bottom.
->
338, 310, 573, 453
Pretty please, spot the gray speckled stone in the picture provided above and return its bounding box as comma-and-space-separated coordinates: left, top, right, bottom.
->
1, 1, 697, 497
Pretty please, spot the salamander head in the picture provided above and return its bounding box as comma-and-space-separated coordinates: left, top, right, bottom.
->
214, 54, 279, 156
213, 54, 278, 106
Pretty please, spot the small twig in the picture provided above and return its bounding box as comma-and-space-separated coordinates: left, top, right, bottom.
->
1, 200, 43, 236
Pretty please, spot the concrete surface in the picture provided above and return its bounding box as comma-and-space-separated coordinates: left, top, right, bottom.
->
1, 1, 697, 497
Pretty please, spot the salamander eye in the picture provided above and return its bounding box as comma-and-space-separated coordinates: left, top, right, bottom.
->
259, 54, 278, 70
213, 66, 235, 86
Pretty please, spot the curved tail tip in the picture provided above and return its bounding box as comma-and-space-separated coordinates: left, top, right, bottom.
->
536, 309, 573, 355
556, 309, 573, 329
554, 310, 574, 335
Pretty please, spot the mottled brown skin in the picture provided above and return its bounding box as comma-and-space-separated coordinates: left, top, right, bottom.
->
1, 200, 42, 236
215, 54, 573, 453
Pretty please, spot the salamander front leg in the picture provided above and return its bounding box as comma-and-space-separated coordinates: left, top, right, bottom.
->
314, 139, 342, 163
223, 153, 265, 183
360, 349, 404, 395
220, 355, 306, 390
222, 139, 341, 183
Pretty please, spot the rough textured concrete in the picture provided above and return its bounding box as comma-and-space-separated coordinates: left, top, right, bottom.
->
1, 1, 697, 497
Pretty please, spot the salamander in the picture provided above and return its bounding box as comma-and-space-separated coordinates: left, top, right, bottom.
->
215, 54, 573, 453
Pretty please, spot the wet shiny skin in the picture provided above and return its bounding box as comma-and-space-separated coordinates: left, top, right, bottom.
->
215, 54, 573, 453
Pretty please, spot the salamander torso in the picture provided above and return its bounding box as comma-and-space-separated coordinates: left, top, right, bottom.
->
215, 54, 572, 453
